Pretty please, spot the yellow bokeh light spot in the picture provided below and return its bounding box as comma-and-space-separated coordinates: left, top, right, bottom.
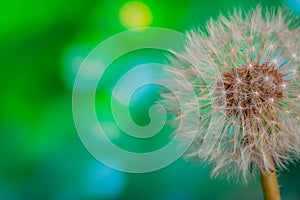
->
119, 1, 153, 29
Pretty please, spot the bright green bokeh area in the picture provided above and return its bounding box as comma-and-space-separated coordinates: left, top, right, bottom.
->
1, 0, 300, 200
119, 1, 153, 29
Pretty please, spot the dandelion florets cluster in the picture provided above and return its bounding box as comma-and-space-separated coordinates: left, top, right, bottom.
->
161, 6, 300, 182
218, 62, 284, 119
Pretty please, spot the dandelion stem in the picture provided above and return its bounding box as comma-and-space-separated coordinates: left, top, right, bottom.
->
260, 157, 281, 200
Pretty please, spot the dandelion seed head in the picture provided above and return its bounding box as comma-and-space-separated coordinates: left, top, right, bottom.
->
160, 5, 300, 182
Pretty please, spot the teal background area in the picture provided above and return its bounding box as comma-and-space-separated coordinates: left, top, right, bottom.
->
1, 0, 300, 199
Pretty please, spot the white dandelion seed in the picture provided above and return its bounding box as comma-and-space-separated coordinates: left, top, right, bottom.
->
160, 6, 300, 183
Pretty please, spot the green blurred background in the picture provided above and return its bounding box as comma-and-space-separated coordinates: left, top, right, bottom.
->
1, 0, 300, 199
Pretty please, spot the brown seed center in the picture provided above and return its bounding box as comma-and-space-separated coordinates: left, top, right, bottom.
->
220, 62, 285, 118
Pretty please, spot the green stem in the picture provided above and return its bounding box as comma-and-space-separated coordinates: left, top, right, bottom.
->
260, 157, 281, 200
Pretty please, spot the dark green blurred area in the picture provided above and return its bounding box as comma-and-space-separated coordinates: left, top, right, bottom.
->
1, 0, 300, 200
